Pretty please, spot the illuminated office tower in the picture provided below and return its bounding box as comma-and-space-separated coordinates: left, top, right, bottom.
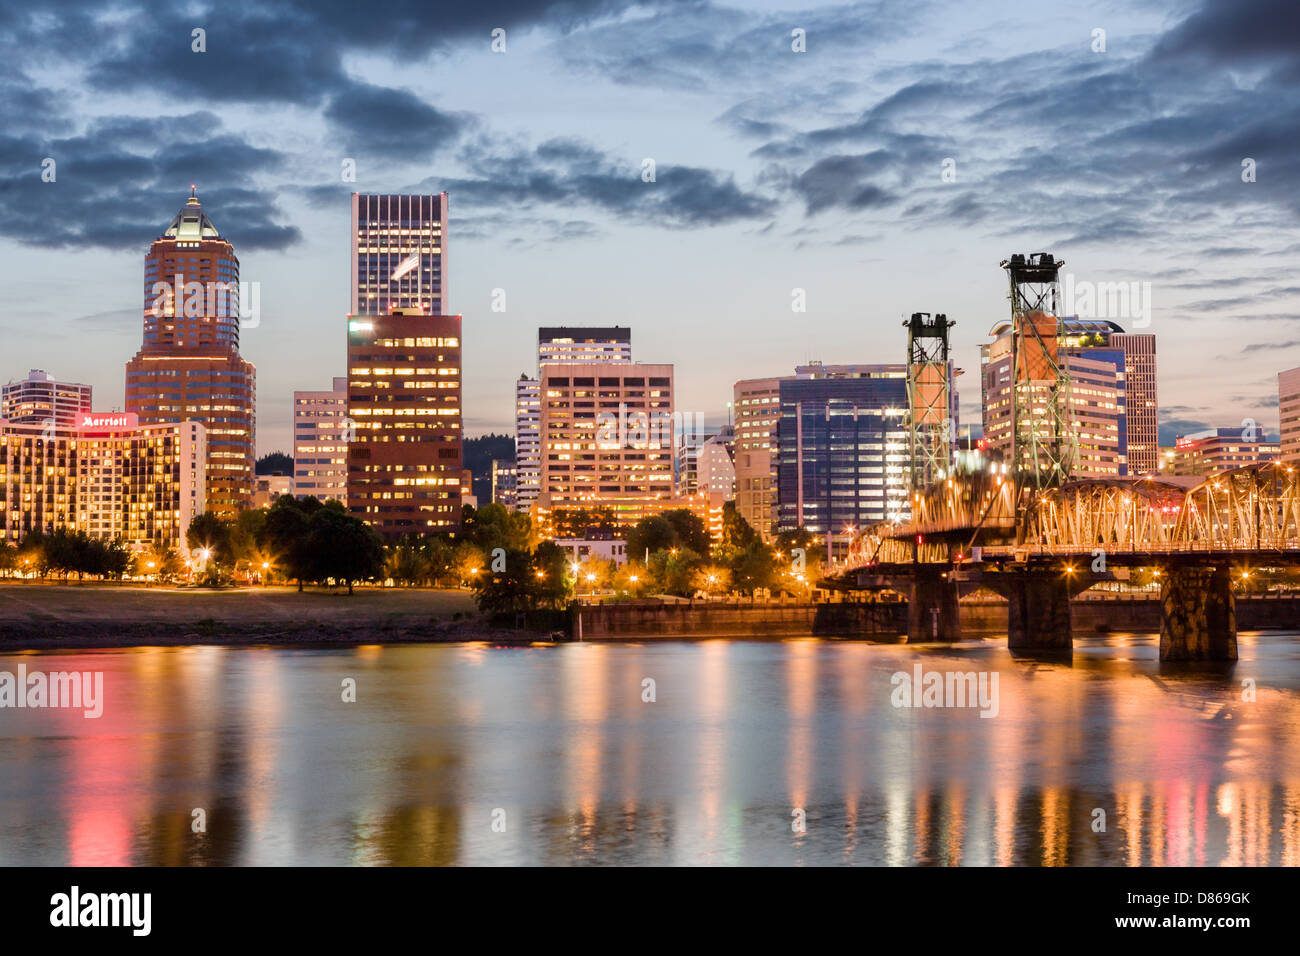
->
516, 327, 632, 514
346, 310, 463, 538
536, 361, 674, 528
124, 189, 255, 516
351, 194, 448, 315
1278, 366, 1300, 463
776, 364, 910, 552
293, 377, 349, 501
733, 376, 786, 540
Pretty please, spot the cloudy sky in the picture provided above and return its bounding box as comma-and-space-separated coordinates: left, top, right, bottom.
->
3, 0, 1298, 454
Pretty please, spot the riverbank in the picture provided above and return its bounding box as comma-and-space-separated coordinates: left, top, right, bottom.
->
0, 583, 550, 649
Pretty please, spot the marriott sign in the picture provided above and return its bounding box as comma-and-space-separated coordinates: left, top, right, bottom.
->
75, 413, 139, 431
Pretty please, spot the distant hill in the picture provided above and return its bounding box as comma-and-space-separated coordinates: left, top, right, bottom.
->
463, 433, 515, 504
256, 451, 294, 476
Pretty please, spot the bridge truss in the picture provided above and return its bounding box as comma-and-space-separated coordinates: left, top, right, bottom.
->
845, 462, 1300, 568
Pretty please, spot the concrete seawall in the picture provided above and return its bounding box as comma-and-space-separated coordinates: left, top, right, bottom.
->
573, 600, 907, 639
574, 594, 1300, 640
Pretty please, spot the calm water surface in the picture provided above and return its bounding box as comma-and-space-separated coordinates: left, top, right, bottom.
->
3, 632, 1300, 866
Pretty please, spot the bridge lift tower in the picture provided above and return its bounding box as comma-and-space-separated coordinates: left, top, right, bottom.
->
903, 312, 955, 494
1000, 253, 1074, 493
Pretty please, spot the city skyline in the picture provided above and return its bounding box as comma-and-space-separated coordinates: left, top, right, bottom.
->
3, 0, 1298, 455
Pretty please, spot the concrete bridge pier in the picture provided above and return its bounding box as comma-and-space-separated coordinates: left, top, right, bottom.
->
906, 566, 962, 642
1003, 571, 1076, 652
1160, 566, 1237, 661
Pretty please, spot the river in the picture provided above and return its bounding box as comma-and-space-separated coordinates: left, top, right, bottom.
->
2, 632, 1299, 865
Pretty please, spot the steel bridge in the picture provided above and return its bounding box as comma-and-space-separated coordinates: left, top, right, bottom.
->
829, 462, 1300, 660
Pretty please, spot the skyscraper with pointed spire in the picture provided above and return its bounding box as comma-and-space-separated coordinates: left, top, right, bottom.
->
124, 189, 256, 516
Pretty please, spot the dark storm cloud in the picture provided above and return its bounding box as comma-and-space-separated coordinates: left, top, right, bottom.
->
709, 0, 1300, 253
792, 153, 896, 215
1151, 0, 1300, 77
323, 83, 469, 160
412, 136, 769, 227
0, 111, 300, 251
2, 0, 689, 176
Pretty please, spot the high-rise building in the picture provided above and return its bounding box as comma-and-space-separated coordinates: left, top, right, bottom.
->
514, 375, 541, 513
491, 459, 518, 508
677, 427, 735, 497
124, 189, 256, 517
293, 377, 348, 501
536, 361, 674, 528
1, 413, 206, 554
1107, 332, 1157, 474
981, 318, 1127, 479
1279, 366, 1300, 463
538, 326, 631, 364
1, 370, 92, 430
346, 309, 462, 538
516, 327, 633, 514
1064, 351, 1124, 477
733, 376, 785, 540
696, 429, 736, 498
1169, 427, 1278, 475
350, 194, 448, 315
776, 364, 910, 553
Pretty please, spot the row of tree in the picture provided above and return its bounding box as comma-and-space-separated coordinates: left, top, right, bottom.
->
0, 530, 133, 580
0, 496, 820, 604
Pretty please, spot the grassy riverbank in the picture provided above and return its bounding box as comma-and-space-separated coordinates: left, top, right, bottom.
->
0, 583, 549, 649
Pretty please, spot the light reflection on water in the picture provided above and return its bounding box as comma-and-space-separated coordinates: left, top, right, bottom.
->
2, 632, 1300, 866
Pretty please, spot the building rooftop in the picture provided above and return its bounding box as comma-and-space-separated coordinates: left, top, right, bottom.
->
161, 187, 221, 241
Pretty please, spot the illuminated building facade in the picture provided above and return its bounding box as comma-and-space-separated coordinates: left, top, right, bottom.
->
0, 413, 206, 554
536, 361, 675, 528
776, 365, 910, 552
346, 310, 463, 538
733, 376, 784, 540
350, 194, 448, 315
293, 377, 348, 501
1, 370, 92, 430
124, 189, 255, 517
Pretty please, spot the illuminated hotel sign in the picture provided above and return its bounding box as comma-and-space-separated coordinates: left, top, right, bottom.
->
76, 413, 139, 431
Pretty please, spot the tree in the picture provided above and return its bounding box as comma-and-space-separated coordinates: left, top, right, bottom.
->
662, 509, 711, 555
691, 564, 731, 596
614, 561, 651, 598
230, 508, 267, 574
470, 547, 537, 616
532, 541, 572, 608
452, 541, 487, 587
306, 502, 385, 594
627, 515, 676, 561
17, 532, 48, 578
463, 502, 533, 553
714, 503, 775, 593
260, 496, 315, 590
773, 528, 823, 592
187, 512, 235, 568
387, 538, 430, 586
256, 451, 294, 475
648, 547, 703, 596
